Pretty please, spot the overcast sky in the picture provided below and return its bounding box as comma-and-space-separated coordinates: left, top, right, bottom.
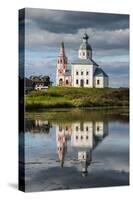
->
20, 8, 129, 87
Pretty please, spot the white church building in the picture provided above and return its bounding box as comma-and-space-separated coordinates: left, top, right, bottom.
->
56, 33, 109, 88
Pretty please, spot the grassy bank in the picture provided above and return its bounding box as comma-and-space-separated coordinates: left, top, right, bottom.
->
25, 86, 129, 111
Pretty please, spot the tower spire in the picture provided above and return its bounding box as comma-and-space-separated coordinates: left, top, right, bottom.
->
59, 41, 65, 56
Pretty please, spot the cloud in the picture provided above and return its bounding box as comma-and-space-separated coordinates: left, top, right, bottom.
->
25, 8, 129, 33
25, 26, 129, 52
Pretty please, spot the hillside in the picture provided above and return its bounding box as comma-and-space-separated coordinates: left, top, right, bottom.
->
25, 87, 129, 111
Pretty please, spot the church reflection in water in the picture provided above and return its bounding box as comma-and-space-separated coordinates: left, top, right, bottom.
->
56, 121, 108, 176
26, 118, 108, 176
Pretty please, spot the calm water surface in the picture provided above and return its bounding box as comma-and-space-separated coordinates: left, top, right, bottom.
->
23, 108, 129, 192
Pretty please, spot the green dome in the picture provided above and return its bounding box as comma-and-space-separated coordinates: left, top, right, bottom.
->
79, 33, 92, 51
79, 42, 92, 51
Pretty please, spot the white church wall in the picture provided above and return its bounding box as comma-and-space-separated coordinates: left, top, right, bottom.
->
94, 76, 104, 88
56, 75, 65, 86
72, 64, 94, 87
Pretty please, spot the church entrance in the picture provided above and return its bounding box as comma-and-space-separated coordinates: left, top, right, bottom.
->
59, 78, 63, 86
80, 79, 84, 87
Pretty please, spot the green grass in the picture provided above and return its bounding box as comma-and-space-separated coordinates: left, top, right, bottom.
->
25, 86, 129, 111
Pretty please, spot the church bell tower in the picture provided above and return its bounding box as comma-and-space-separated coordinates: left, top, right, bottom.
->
56, 42, 68, 86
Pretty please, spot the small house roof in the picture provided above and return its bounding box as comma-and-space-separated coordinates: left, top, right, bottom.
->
94, 67, 108, 77
25, 78, 33, 87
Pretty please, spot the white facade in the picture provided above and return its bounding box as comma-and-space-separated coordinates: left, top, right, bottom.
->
94, 76, 109, 88
72, 64, 97, 87
34, 84, 48, 90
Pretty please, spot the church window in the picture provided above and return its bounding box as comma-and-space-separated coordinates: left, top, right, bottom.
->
76, 126, 79, 131
86, 136, 88, 140
66, 126, 68, 131
80, 123, 84, 131
58, 60, 59, 64
97, 80, 100, 85
86, 79, 89, 84
81, 71, 83, 75
83, 52, 85, 56
59, 78, 63, 85
59, 126, 62, 131
97, 126, 100, 131
86, 71, 89, 75
76, 71, 78, 75
86, 126, 88, 131
66, 80, 68, 84
76, 79, 78, 84
76, 136, 78, 140
81, 135, 83, 140
60, 59, 62, 63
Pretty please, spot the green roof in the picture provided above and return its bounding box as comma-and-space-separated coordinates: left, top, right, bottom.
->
79, 42, 92, 51
64, 69, 71, 76
72, 58, 98, 66
94, 67, 108, 77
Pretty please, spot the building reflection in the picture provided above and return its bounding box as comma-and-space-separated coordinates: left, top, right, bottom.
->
26, 119, 51, 134
56, 121, 108, 176
56, 124, 71, 168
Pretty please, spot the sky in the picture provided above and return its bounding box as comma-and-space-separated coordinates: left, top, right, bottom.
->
19, 8, 129, 87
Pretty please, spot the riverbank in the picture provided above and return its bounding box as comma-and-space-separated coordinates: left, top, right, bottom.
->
25, 87, 129, 111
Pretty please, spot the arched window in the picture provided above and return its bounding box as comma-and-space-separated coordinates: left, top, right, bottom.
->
59, 78, 63, 86
97, 80, 100, 85
97, 126, 100, 131
66, 80, 68, 84
59, 126, 62, 131
86, 79, 89, 84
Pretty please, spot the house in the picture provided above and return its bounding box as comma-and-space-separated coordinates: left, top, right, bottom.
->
29, 75, 52, 90
56, 33, 109, 88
